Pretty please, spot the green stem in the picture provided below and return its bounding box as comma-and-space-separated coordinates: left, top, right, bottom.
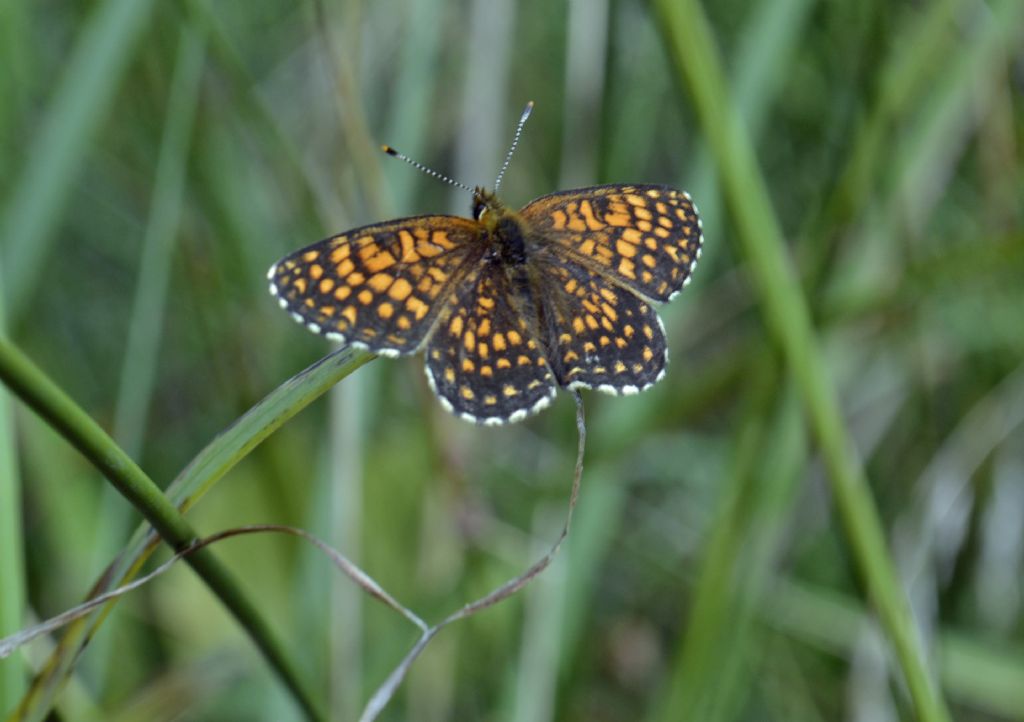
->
0, 338, 324, 722
653, 2, 952, 721
0, 392, 23, 714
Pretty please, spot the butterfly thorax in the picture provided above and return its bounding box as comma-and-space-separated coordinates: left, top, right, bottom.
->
473, 187, 528, 267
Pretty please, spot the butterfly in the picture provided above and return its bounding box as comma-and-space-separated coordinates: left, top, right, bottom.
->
268, 106, 702, 425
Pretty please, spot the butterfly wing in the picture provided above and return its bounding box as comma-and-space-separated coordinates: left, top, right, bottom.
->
533, 259, 668, 394
424, 261, 558, 424
268, 216, 484, 356
519, 184, 702, 302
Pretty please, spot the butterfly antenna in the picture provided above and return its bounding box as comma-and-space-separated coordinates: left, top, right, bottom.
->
381, 145, 474, 193
493, 100, 534, 193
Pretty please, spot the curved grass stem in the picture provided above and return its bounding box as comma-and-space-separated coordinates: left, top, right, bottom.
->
0, 337, 326, 722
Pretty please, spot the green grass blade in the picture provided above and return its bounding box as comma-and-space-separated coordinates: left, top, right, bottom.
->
0, 1, 31, 166
0, 44, 26, 694
13, 344, 371, 722
112, 30, 206, 461
0, 337, 356, 722
164, 352, 373, 512
86, 25, 208, 690
653, 1, 952, 720
685, 0, 815, 234
652, 358, 776, 722
767, 579, 1024, 720
0, 0, 158, 321
0, 393, 23, 714
881, 0, 1024, 231
703, 388, 809, 722
326, 381, 368, 720
0, 276, 26, 719
801, 0, 968, 258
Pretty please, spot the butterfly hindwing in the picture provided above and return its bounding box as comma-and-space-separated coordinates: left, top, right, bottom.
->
424, 262, 558, 424
534, 259, 668, 393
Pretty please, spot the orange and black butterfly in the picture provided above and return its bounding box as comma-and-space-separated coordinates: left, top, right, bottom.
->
268, 104, 702, 425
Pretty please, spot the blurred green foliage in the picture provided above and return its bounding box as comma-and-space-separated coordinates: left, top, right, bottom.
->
1, 0, 1023, 720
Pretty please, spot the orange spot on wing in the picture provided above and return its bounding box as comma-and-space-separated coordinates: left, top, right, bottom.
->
406, 297, 429, 320
578, 200, 605, 230
616, 239, 637, 258
431, 230, 456, 249
398, 230, 417, 261
363, 249, 397, 273
368, 273, 393, 292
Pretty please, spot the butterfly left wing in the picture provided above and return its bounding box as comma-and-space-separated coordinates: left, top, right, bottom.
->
269, 216, 483, 356
520, 184, 702, 302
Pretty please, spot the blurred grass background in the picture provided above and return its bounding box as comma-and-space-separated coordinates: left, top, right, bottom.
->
1, 0, 1023, 720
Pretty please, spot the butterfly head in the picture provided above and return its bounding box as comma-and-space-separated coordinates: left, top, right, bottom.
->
472, 187, 509, 228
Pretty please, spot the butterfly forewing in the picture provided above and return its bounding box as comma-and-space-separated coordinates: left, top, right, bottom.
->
520, 184, 702, 302
268, 216, 483, 355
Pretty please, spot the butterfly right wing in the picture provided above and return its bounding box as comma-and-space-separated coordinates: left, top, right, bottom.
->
520, 184, 702, 302
268, 216, 484, 356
